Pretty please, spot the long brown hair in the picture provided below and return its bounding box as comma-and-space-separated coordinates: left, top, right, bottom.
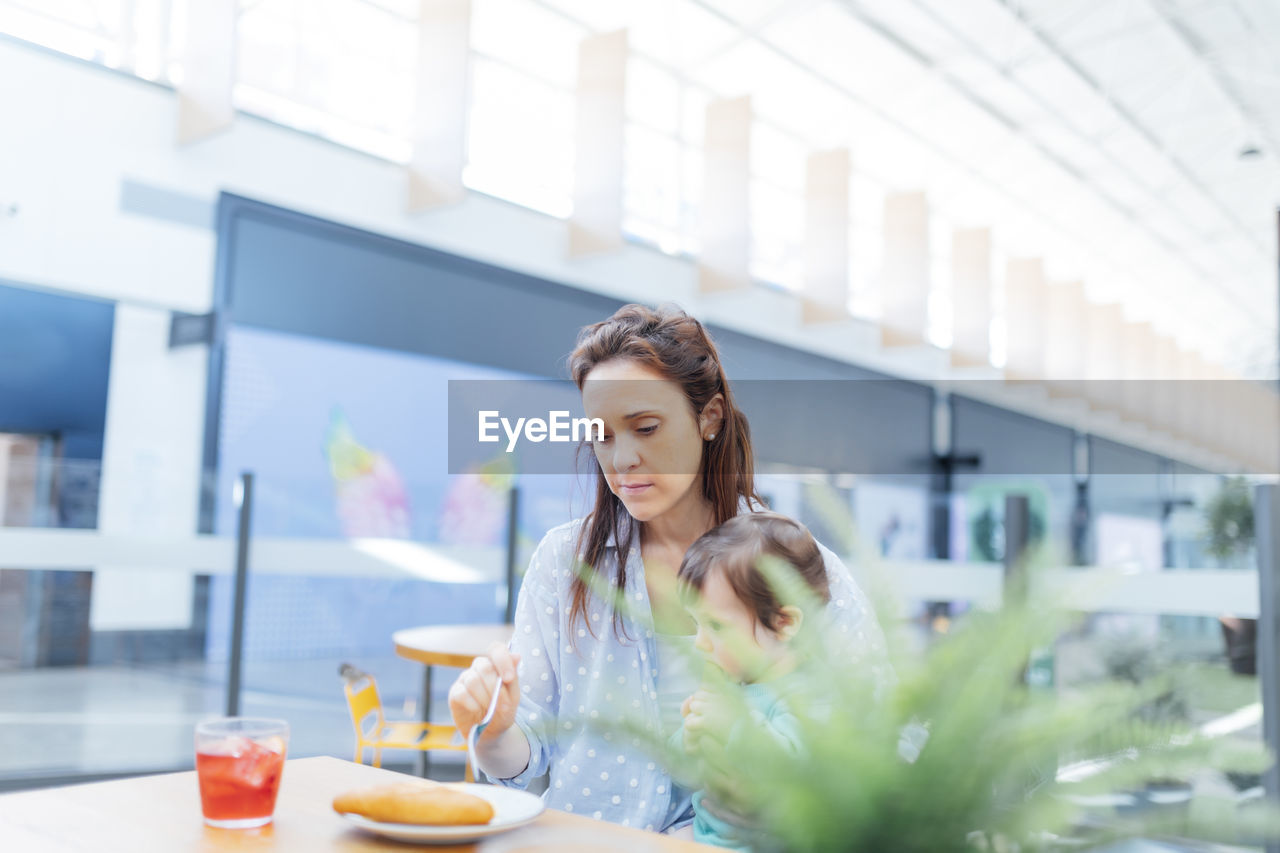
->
567, 303, 763, 642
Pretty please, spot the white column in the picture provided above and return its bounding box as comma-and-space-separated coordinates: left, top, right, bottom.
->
1232, 378, 1277, 473
1004, 258, 1045, 380
801, 149, 850, 323
1201, 362, 1232, 458
176, 0, 238, 144
1174, 349, 1207, 445
1045, 279, 1085, 396
880, 192, 929, 347
1149, 334, 1179, 436
408, 0, 472, 211
1120, 321, 1155, 426
698, 96, 752, 293
1085, 303, 1125, 413
569, 29, 627, 257
950, 227, 991, 367
1219, 371, 1247, 466
90, 306, 208, 631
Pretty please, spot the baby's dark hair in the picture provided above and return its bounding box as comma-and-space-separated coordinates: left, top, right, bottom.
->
678, 512, 831, 633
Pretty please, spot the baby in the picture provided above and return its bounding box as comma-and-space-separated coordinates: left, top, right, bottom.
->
669, 512, 832, 850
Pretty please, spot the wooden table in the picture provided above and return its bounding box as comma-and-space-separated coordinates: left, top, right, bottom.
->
393, 624, 515, 670
393, 624, 514, 777
0, 756, 713, 851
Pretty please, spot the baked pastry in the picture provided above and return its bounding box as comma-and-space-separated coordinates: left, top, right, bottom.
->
333, 781, 495, 826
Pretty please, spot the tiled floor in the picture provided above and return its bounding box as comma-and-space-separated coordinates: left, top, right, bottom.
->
5, 646, 1262, 783
0, 655, 468, 787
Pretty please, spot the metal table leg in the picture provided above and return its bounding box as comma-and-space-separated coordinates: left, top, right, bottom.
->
416, 666, 433, 778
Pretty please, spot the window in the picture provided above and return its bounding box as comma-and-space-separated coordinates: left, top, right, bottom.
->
235, 0, 416, 162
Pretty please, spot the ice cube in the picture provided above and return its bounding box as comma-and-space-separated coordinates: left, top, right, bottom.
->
235, 740, 281, 788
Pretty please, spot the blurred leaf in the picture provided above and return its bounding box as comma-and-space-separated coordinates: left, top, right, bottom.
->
606, 483, 1280, 852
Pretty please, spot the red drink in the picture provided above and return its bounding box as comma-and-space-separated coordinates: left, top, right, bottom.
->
195, 719, 289, 828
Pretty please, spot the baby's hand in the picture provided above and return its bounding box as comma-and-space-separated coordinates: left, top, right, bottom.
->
681, 689, 725, 754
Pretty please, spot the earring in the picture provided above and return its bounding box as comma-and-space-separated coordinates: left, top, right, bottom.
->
706, 433, 716, 441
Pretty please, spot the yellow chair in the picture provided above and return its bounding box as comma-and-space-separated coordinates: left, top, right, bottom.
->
342, 669, 473, 781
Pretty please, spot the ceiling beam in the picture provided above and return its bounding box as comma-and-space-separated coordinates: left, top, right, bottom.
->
989, 0, 1267, 259
685, 0, 824, 72
891, 2, 1220, 258
842, 0, 1267, 330
679, 0, 1219, 316
1146, 0, 1280, 178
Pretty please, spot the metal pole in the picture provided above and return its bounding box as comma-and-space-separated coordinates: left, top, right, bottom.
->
1256, 483, 1280, 853
1266, 206, 1280, 853
1005, 490, 1051, 793
226, 471, 253, 717
503, 487, 520, 623
1070, 433, 1090, 567
416, 667, 433, 779
1004, 493, 1031, 607
930, 391, 953, 561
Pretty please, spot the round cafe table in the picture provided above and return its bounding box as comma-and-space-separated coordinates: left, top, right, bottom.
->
393, 623, 514, 777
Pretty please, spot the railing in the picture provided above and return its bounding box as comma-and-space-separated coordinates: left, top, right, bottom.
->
0, 531, 1262, 614
0, 527, 505, 583
881, 559, 1259, 617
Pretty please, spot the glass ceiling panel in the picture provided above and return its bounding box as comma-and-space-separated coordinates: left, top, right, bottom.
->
626, 56, 682, 137
751, 121, 806, 192
625, 0, 738, 70
236, 0, 415, 143
691, 39, 789, 99
2, 0, 129, 65
854, 0, 960, 58
767, 2, 930, 101
679, 144, 705, 256
623, 123, 684, 253
751, 82, 854, 150
694, 0, 790, 28
471, 0, 581, 88
466, 56, 575, 217
679, 84, 710, 146
531, 0, 629, 32
749, 179, 803, 291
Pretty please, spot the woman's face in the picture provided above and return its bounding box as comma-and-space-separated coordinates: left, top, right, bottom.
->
581, 359, 718, 523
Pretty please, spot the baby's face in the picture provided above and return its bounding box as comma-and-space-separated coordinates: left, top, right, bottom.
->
689, 568, 787, 683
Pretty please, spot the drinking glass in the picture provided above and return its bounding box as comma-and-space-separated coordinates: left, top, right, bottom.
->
195, 717, 289, 828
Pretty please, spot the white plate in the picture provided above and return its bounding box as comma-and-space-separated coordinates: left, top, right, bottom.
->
339, 784, 545, 845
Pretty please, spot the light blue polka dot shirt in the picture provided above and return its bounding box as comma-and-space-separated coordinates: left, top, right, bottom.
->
491, 515, 888, 833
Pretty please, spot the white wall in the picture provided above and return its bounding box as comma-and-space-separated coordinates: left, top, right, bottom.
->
90, 305, 206, 630
0, 47, 216, 312
0, 36, 1234, 630
0, 37, 694, 310
0, 35, 851, 353
0, 35, 716, 631
3, 31, 964, 378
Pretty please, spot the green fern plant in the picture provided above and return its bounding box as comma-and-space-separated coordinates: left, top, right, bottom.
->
1205, 476, 1255, 564
575, 484, 1279, 852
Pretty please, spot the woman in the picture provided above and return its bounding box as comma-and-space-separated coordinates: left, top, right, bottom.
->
448, 303, 886, 832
